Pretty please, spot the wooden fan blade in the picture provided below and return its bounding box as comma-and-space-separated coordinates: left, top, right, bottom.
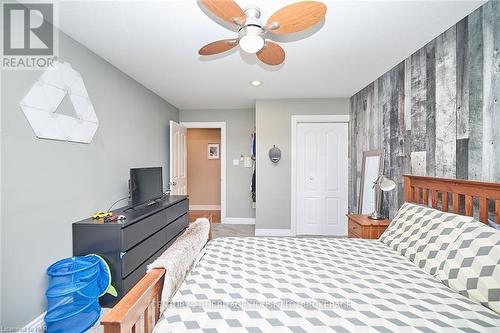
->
200, 0, 245, 25
256, 41, 285, 66
267, 1, 327, 35
198, 39, 239, 55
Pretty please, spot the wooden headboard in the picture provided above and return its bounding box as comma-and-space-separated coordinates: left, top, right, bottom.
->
403, 175, 500, 224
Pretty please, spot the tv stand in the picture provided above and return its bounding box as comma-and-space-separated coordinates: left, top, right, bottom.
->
73, 195, 189, 307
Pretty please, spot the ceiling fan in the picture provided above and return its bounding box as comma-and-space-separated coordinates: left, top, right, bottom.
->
198, 0, 327, 66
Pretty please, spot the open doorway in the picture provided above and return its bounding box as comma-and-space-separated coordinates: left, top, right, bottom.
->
186, 128, 221, 223
170, 121, 226, 223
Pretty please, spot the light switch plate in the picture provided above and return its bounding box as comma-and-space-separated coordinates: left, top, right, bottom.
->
244, 157, 253, 168
233, 159, 240, 166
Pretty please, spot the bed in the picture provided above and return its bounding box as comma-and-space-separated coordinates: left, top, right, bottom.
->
101, 175, 500, 332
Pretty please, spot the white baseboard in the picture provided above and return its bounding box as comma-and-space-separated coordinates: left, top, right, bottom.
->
222, 217, 255, 225
189, 205, 220, 210
255, 228, 293, 236
22, 312, 45, 333
22, 308, 106, 333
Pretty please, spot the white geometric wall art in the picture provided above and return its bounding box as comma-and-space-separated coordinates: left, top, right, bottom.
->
19, 61, 98, 144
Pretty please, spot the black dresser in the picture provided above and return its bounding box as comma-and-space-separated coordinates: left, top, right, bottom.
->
72, 195, 188, 306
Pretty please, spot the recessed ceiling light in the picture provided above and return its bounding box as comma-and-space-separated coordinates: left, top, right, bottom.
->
250, 80, 262, 87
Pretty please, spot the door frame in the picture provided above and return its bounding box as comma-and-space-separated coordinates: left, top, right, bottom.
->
169, 120, 187, 196
290, 115, 350, 236
180, 121, 227, 223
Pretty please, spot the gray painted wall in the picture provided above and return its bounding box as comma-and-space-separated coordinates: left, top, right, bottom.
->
180, 109, 255, 219
255, 98, 350, 230
350, 1, 500, 219
1, 31, 178, 327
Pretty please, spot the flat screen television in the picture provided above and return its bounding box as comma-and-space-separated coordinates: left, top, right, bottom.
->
129, 167, 163, 207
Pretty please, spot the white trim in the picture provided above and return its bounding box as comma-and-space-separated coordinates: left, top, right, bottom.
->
21, 312, 46, 333
223, 217, 256, 225
290, 115, 350, 236
255, 229, 293, 236
181, 122, 227, 224
189, 205, 220, 211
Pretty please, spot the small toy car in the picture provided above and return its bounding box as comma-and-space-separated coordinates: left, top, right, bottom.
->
92, 212, 112, 219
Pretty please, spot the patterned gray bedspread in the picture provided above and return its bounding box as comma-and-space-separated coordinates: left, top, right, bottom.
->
154, 237, 500, 332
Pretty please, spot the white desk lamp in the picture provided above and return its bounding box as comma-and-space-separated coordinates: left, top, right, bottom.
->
369, 174, 396, 220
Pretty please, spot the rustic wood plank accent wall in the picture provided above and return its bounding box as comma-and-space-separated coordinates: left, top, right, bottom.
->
349, 1, 500, 218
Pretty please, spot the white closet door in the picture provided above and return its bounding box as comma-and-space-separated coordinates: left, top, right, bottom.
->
323, 124, 348, 235
297, 123, 324, 235
296, 122, 348, 236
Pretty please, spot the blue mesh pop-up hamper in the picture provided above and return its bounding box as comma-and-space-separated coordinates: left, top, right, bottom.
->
44, 255, 117, 333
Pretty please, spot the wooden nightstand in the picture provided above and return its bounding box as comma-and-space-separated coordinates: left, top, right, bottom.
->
347, 214, 390, 239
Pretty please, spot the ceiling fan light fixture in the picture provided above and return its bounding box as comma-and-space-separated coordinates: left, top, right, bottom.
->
199, 0, 327, 65
239, 26, 264, 53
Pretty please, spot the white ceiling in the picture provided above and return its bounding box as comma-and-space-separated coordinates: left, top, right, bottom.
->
57, 0, 485, 109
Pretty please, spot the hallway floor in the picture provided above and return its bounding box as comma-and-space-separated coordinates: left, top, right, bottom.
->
188, 210, 221, 223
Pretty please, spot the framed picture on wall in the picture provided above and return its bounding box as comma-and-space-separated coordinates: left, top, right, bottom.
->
208, 143, 220, 160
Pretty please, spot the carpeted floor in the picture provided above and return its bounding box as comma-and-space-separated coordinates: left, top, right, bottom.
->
210, 224, 255, 238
